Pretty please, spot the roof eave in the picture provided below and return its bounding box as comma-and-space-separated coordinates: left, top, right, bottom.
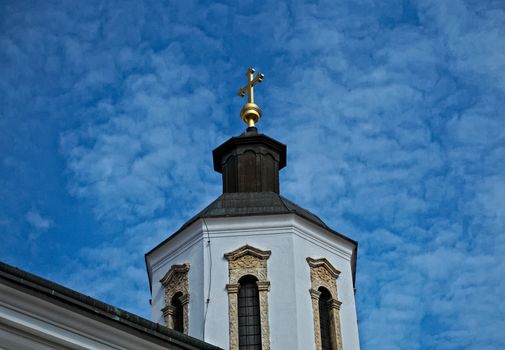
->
0, 261, 222, 350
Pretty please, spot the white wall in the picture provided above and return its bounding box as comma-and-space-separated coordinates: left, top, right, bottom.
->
290, 217, 360, 350
0, 283, 189, 350
148, 220, 205, 338
147, 214, 360, 350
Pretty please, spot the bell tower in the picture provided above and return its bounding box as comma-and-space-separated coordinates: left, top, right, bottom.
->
145, 69, 360, 350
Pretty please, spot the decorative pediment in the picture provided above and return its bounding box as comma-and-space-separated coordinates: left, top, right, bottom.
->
160, 263, 190, 287
307, 257, 340, 302
224, 244, 271, 262
306, 257, 340, 279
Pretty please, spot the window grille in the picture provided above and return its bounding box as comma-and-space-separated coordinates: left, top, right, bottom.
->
318, 287, 333, 350
171, 292, 184, 333
238, 276, 262, 350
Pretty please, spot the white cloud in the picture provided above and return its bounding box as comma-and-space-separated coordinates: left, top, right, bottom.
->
2, 0, 504, 349
256, 1, 505, 348
57, 1, 505, 347
25, 210, 52, 231
25, 210, 53, 241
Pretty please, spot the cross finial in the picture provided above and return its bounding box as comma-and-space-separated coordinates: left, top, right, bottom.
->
237, 68, 264, 128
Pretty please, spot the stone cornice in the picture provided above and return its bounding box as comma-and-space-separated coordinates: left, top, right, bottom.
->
224, 244, 271, 262
256, 281, 271, 292
226, 283, 240, 293
306, 257, 341, 279
160, 263, 191, 286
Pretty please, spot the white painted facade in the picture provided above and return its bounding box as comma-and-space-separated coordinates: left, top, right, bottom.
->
0, 282, 191, 350
146, 213, 360, 350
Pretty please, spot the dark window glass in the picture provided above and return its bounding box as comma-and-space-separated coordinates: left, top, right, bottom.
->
238, 276, 262, 350
319, 287, 333, 350
171, 292, 184, 333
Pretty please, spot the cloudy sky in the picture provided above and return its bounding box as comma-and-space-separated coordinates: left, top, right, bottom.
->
1, 0, 504, 349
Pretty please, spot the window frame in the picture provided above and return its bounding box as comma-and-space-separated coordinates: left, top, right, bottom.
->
225, 245, 272, 350
238, 275, 262, 349
307, 257, 343, 350
160, 263, 190, 334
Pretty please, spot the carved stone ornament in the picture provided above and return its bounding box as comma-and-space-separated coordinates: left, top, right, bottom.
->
225, 245, 271, 350
160, 263, 190, 334
307, 257, 343, 350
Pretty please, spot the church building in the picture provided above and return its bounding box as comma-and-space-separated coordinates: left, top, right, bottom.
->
146, 68, 360, 350
0, 68, 360, 350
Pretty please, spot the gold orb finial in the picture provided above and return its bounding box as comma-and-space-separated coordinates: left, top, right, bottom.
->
237, 68, 264, 127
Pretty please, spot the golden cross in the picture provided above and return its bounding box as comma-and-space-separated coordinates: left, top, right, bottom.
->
237, 68, 264, 127
237, 68, 264, 104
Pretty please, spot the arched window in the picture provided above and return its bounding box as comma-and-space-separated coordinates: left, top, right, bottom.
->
171, 292, 184, 333
307, 257, 343, 350
318, 287, 334, 350
225, 245, 271, 350
160, 263, 190, 334
238, 275, 262, 350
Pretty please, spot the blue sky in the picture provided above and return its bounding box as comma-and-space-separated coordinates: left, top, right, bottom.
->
1, 0, 504, 348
